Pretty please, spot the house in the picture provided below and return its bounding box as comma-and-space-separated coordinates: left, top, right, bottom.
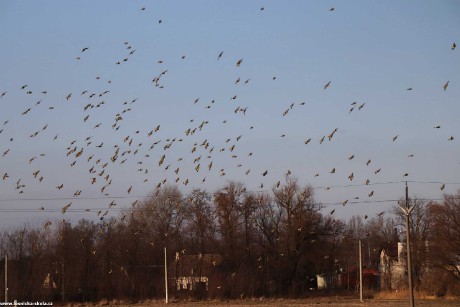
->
42, 273, 57, 289
339, 267, 379, 290
170, 253, 222, 294
380, 242, 406, 290
316, 272, 338, 290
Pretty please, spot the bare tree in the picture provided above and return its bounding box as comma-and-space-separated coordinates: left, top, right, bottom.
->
393, 197, 433, 290
271, 177, 334, 295
214, 182, 246, 269
429, 191, 460, 294
184, 189, 217, 254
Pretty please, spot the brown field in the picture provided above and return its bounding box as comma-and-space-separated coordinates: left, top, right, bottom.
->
58, 296, 460, 307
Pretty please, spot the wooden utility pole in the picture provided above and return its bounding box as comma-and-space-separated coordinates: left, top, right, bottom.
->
164, 247, 168, 304
399, 182, 415, 307
359, 240, 363, 302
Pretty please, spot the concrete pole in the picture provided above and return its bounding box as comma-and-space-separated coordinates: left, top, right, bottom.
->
405, 182, 415, 307
61, 262, 65, 302
359, 240, 363, 302
4, 255, 7, 303
164, 247, 168, 304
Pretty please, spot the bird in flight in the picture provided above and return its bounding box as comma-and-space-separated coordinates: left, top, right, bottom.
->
443, 81, 449, 91
323, 81, 331, 89
452, 43, 456, 50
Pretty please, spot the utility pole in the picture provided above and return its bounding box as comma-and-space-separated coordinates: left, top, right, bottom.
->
399, 182, 415, 307
359, 240, 363, 302
4, 255, 7, 303
61, 261, 65, 302
164, 247, 168, 304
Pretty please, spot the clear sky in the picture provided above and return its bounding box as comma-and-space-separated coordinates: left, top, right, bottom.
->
0, 0, 459, 229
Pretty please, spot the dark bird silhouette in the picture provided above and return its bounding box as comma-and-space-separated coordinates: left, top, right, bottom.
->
81, 47, 89, 52
443, 81, 449, 91
323, 81, 331, 89
217, 51, 223, 60
348, 173, 354, 181
452, 43, 456, 50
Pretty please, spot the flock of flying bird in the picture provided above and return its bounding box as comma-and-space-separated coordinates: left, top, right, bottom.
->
0, 5, 457, 230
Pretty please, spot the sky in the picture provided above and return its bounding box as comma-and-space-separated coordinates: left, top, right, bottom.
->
0, 0, 459, 229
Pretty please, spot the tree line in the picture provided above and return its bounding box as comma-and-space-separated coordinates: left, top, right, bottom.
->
0, 178, 459, 302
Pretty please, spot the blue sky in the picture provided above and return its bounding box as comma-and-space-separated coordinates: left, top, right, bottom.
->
0, 1, 459, 228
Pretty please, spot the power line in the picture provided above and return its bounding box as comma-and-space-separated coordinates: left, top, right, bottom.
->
0, 195, 143, 203
0, 180, 458, 203
0, 197, 458, 214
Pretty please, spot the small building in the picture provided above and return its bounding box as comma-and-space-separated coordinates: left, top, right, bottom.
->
170, 253, 222, 296
339, 267, 379, 290
42, 273, 57, 289
380, 242, 406, 290
316, 272, 338, 290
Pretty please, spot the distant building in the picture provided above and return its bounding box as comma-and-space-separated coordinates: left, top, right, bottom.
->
170, 253, 222, 295
380, 242, 406, 290
317, 267, 379, 290
340, 267, 379, 290
316, 272, 338, 290
42, 273, 57, 289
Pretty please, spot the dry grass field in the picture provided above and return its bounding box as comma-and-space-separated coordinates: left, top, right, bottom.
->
59, 295, 460, 307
